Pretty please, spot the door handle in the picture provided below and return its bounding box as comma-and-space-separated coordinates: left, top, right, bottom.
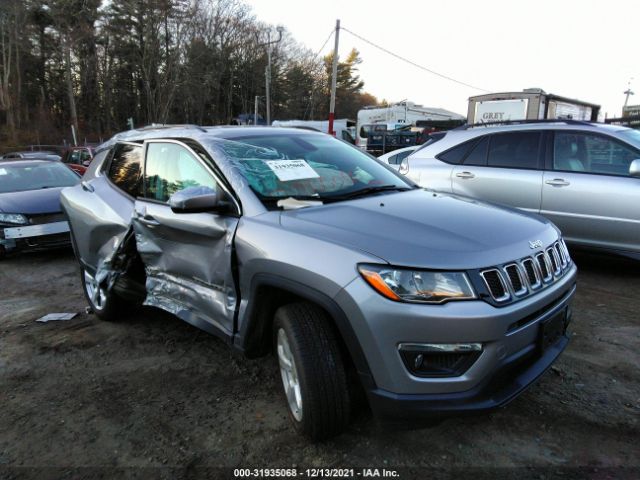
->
138, 216, 160, 226
134, 208, 160, 226
545, 178, 570, 187
81, 181, 94, 192
456, 171, 475, 179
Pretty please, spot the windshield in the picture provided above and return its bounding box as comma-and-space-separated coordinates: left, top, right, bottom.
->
0, 162, 79, 193
217, 133, 413, 202
618, 129, 640, 150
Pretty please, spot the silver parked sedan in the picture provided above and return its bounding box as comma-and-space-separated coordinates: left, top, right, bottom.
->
401, 121, 640, 259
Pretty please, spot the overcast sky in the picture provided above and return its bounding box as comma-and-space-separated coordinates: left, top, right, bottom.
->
244, 0, 638, 119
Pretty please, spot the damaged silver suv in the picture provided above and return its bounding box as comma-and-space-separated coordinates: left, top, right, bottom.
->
61, 126, 577, 440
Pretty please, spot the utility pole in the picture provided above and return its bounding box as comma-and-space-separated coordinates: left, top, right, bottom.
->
257, 26, 284, 125
328, 19, 340, 136
623, 78, 634, 110
254, 96, 259, 125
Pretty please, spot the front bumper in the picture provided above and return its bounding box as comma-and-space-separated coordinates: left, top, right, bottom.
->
335, 263, 576, 417
1, 221, 71, 254
367, 321, 569, 419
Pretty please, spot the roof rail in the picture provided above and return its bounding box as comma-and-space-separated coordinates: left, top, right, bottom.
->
136, 124, 208, 133
454, 119, 596, 130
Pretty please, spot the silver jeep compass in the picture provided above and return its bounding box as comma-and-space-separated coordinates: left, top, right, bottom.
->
61, 126, 577, 440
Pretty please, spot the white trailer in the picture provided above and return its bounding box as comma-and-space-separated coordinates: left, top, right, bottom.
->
356, 101, 465, 150
468, 88, 601, 124
272, 119, 355, 142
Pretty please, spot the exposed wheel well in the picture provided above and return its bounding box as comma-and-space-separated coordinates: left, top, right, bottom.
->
243, 285, 324, 357
241, 285, 362, 384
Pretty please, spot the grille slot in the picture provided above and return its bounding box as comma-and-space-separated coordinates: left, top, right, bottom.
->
547, 248, 560, 275
536, 253, 551, 281
555, 242, 566, 267
522, 258, 540, 289
504, 264, 527, 295
561, 240, 571, 265
480, 269, 510, 302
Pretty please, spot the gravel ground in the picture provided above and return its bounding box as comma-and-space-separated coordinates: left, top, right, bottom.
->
0, 248, 638, 479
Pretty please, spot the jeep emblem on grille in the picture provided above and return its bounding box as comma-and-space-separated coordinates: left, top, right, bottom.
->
529, 240, 543, 249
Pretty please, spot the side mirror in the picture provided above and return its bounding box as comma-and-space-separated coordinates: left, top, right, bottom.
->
399, 158, 409, 175
169, 187, 221, 214
630, 159, 640, 178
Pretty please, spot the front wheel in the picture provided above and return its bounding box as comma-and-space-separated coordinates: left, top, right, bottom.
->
80, 267, 128, 321
274, 303, 351, 441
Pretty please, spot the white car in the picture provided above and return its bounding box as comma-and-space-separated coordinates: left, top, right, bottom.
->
377, 146, 420, 170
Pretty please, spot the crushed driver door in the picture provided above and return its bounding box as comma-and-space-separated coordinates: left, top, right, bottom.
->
132, 140, 239, 338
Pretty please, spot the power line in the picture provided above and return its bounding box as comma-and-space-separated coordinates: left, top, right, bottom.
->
341, 26, 491, 93
304, 28, 335, 120
312, 28, 335, 59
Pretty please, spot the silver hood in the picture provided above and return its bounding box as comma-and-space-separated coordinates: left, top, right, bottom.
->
279, 189, 559, 270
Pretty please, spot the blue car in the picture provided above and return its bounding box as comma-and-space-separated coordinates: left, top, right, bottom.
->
0, 159, 80, 258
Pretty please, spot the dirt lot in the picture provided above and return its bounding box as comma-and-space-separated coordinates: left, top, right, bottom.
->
0, 248, 638, 479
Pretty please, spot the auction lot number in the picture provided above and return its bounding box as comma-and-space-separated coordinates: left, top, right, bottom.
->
234, 468, 399, 478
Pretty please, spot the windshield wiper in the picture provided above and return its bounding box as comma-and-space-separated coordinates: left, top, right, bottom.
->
260, 194, 321, 203
321, 185, 414, 201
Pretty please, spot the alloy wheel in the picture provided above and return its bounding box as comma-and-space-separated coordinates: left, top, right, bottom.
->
277, 328, 303, 421
83, 270, 107, 311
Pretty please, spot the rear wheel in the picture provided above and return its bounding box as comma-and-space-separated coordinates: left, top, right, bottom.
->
274, 302, 351, 441
81, 267, 129, 321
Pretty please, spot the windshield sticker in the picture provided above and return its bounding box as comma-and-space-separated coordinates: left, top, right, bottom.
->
265, 159, 319, 182
0, 168, 7, 175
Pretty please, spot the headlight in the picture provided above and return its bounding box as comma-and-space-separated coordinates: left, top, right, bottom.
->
0, 213, 28, 225
358, 264, 476, 304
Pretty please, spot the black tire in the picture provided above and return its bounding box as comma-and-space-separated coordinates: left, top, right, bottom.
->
273, 302, 351, 441
80, 266, 130, 321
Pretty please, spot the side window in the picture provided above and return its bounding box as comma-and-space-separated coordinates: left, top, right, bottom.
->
107, 143, 143, 197
69, 150, 81, 164
385, 153, 398, 165
487, 132, 540, 169
554, 132, 639, 176
463, 136, 489, 166
144, 142, 217, 203
437, 140, 475, 164
393, 150, 413, 164
387, 150, 412, 165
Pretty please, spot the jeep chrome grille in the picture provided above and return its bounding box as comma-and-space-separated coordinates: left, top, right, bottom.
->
480, 241, 571, 303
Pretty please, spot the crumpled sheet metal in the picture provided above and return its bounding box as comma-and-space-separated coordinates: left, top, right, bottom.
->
132, 212, 237, 335
143, 269, 230, 335
133, 223, 234, 289
93, 228, 134, 292
143, 270, 223, 310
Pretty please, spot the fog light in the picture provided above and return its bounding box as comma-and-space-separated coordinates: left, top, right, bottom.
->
398, 343, 482, 377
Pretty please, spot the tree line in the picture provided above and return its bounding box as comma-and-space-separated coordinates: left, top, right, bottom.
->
0, 0, 378, 145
